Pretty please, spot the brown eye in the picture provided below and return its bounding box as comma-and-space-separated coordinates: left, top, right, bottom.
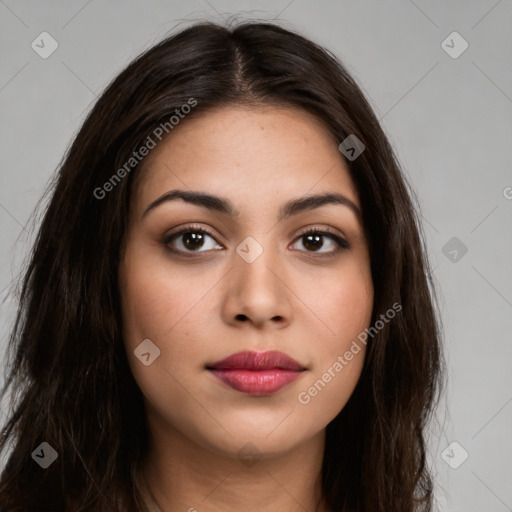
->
164, 227, 223, 253
291, 229, 349, 255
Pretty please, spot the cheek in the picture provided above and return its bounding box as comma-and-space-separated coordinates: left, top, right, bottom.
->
297, 257, 373, 345
118, 249, 215, 390
331, 271, 373, 339
295, 349, 365, 427
294, 260, 373, 419
119, 247, 206, 348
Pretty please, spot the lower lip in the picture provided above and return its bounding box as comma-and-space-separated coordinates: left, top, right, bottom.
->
208, 369, 303, 396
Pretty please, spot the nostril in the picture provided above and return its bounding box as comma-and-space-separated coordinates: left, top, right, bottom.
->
236, 314, 248, 321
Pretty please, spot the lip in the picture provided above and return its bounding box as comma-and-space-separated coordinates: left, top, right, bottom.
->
206, 350, 307, 396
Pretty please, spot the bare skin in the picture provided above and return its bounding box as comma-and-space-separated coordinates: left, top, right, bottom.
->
118, 105, 374, 512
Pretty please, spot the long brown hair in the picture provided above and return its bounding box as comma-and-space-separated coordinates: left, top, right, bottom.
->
0, 20, 445, 511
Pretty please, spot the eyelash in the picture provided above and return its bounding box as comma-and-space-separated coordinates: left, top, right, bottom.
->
163, 224, 350, 258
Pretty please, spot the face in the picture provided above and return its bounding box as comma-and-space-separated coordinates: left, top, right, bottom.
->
118, 105, 374, 460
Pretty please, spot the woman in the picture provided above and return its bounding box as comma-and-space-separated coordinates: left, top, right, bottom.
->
0, 20, 445, 511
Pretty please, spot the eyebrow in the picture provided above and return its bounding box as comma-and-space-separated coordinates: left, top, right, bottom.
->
142, 189, 361, 223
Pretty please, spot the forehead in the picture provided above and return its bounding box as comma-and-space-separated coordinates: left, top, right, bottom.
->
132, 105, 360, 215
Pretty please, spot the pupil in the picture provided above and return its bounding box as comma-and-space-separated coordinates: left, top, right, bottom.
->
304, 234, 322, 251
183, 232, 204, 250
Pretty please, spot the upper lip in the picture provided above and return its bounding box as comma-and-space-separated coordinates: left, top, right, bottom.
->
206, 350, 306, 371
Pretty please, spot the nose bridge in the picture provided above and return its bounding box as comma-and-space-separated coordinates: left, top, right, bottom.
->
227, 234, 291, 324
235, 234, 281, 293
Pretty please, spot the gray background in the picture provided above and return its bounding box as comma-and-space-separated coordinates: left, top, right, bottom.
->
1, 1, 511, 510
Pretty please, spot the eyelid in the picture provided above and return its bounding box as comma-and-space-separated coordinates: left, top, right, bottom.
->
294, 224, 346, 240
166, 223, 217, 238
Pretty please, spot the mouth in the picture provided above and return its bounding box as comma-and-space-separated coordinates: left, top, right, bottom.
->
205, 350, 307, 397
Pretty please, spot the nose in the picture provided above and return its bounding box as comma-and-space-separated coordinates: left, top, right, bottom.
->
221, 240, 294, 330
